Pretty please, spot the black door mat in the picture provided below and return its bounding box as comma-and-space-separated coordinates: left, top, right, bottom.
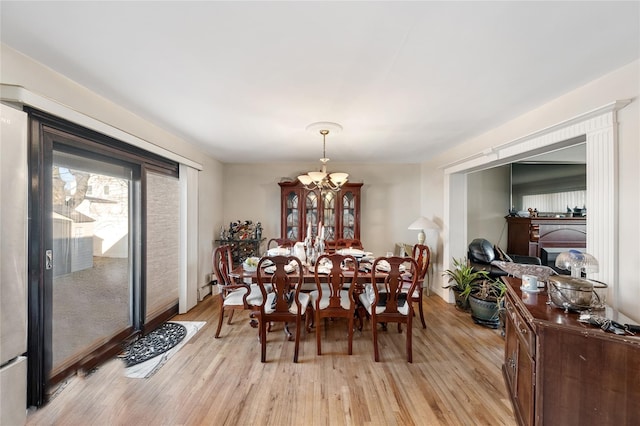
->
120, 322, 187, 367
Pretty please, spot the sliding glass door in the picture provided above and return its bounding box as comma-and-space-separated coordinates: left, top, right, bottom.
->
27, 109, 180, 406
50, 150, 135, 377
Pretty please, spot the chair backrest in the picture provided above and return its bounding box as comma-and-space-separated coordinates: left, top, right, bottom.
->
213, 245, 234, 286
256, 255, 304, 313
314, 253, 358, 309
412, 244, 431, 282
468, 238, 496, 264
393, 242, 413, 257
267, 238, 296, 250
370, 256, 418, 314
334, 238, 363, 250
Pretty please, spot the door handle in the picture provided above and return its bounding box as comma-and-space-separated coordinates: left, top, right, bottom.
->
46, 249, 53, 270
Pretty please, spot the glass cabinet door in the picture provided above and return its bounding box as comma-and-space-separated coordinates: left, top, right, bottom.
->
285, 190, 299, 240
322, 190, 336, 241
305, 190, 318, 238
342, 190, 356, 239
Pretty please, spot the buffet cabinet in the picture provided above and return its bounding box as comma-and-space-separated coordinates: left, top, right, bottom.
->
502, 277, 640, 426
214, 238, 264, 265
505, 216, 586, 258
278, 181, 362, 243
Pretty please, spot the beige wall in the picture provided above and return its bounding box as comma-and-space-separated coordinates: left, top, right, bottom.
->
421, 60, 639, 321
222, 162, 422, 258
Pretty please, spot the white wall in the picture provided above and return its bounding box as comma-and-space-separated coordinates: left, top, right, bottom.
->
222, 162, 422, 258
3, 41, 637, 321
0, 43, 223, 300
422, 60, 639, 321
467, 165, 511, 249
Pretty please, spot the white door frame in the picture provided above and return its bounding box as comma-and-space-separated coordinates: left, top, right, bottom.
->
442, 100, 630, 309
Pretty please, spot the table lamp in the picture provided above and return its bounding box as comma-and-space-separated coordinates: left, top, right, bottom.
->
408, 216, 438, 245
555, 249, 599, 278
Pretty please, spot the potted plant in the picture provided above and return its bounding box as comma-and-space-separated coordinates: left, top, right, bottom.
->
442, 257, 489, 311
468, 278, 506, 328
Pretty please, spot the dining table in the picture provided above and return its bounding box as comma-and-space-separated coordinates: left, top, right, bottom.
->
230, 254, 415, 337
230, 259, 404, 288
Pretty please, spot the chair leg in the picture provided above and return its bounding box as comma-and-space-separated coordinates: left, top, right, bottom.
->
215, 305, 225, 338
406, 318, 413, 363
347, 315, 354, 355
293, 316, 302, 363
418, 292, 427, 329
316, 312, 322, 356
227, 309, 235, 325
372, 320, 380, 362
260, 318, 267, 363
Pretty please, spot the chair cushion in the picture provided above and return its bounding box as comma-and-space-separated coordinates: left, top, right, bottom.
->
401, 282, 421, 298
299, 282, 317, 292
359, 285, 410, 316
224, 284, 270, 306
310, 287, 352, 310
264, 292, 310, 315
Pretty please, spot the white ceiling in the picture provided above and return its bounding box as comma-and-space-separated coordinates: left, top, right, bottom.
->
1, 1, 638, 164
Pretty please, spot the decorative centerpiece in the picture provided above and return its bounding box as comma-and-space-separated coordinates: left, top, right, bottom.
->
242, 256, 259, 272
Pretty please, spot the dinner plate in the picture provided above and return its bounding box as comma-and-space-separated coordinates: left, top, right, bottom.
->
260, 259, 273, 267
316, 266, 331, 275
375, 261, 406, 272
267, 247, 289, 256
338, 248, 366, 257
264, 264, 296, 274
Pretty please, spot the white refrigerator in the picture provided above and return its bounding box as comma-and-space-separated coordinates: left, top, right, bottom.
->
0, 103, 28, 425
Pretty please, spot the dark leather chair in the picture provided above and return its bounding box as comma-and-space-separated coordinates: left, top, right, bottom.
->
468, 238, 540, 278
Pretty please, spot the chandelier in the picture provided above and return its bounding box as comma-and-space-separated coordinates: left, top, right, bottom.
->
298, 122, 349, 192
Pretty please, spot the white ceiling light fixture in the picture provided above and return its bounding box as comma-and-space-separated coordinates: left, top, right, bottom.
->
298, 122, 349, 192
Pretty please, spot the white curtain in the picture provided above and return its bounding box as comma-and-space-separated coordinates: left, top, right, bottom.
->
522, 190, 586, 213
145, 171, 180, 321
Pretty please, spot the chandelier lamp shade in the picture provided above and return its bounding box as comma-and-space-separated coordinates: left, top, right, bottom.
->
298, 122, 349, 192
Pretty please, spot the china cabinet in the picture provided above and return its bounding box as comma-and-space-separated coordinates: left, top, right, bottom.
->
278, 181, 362, 244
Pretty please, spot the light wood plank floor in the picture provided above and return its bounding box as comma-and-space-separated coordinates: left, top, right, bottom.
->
27, 294, 516, 426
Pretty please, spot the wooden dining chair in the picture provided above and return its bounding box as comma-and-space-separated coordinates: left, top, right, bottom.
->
255, 255, 310, 363
267, 238, 296, 250
213, 245, 268, 338
358, 256, 419, 362
334, 238, 364, 250
410, 244, 431, 329
310, 253, 359, 355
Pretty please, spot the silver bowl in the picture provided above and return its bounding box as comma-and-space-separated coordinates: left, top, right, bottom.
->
547, 276, 607, 312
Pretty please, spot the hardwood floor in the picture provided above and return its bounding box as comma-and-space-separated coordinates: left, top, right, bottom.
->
27, 293, 516, 425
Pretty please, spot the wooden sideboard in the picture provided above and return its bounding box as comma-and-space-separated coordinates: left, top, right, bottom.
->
502, 277, 640, 426
506, 216, 586, 258
214, 238, 265, 265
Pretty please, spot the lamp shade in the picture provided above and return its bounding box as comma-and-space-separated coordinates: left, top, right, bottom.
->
329, 172, 349, 185
408, 216, 438, 230
298, 175, 313, 186
408, 216, 438, 245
